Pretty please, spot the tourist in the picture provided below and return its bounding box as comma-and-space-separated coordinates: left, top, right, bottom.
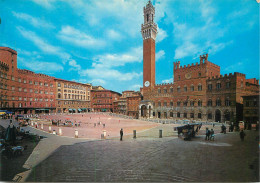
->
120, 128, 123, 141
210, 129, 214, 141
205, 128, 210, 140
240, 130, 246, 141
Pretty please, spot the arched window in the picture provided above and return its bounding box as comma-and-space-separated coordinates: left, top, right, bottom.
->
216, 99, 221, 106
190, 85, 194, 91
58, 93, 61, 99
158, 88, 161, 93
208, 100, 212, 106
198, 100, 202, 107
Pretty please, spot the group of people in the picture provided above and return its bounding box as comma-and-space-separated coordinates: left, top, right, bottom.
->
205, 128, 215, 141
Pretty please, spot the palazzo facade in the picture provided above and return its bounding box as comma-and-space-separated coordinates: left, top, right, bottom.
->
139, 1, 259, 123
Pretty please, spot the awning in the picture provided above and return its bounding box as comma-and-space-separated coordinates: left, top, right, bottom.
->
68, 109, 73, 111
81, 108, 87, 110
78, 108, 82, 112
0, 112, 6, 115
6, 111, 13, 114
73, 109, 76, 112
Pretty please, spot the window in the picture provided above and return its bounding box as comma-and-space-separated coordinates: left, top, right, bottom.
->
216, 83, 221, 89
164, 102, 167, 107
58, 83, 61, 87
24, 97, 27, 101
198, 113, 202, 119
198, 72, 201, 77
24, 80, 27, 83
198, 100, 202, 107
19, 87, 22, 92
163, 88, 167, 93
183, 101, 188, 106
12, 76, 15, 81
177, 112, 180, 118
208, 84, 212, 91
50, 84, 53, 87
30, 89, 33, 93
40, 82, 43, 86
170, 88, 173, 93
18, 78, 21, 82
12, 86, 15, 91
226, 82, 230, 89
190, 85, 194, 91
24, 88, 27, 92
198, 84, 202, 91
40, 91, 43, 94
170, 112, 173, 117
29, 81, 33, 84
177, 87, 181, 92
44, 83, 48, 86
35, 82, 38, 85
158, 102, 161, 107
190, 113, 194, 118
158, 88, 161, 93
177, 102, 181, 106
253, 99, 257, 107
225, 99, 230, 106
208, 100, 212, 106
35, 90, 38, 94
45, 91, 48, 94
19, 97, 22, 101
170, 102, 173, 107
178, 75, 181, 80
184, 86, 187, 92
216, 99, 221, 106
190, 101, 194, 106
184, 113, 187, 118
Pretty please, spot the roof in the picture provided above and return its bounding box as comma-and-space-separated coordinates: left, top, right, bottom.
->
54, 78, 91, 86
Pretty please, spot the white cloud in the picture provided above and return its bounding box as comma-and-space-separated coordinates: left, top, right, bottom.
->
157, 27, 167, 42
17, 26, 70, 62
57, 26, 106, 49
224, 62, 244, 72
12, 12, 55, 29
162, 78, 173, 83
80, 68, 142, 81
156, 50, 165, 61
19, 57, 63, 74
92, 46, 142, 68
90, 79, 106, 85
68, 59, 81, 71
105, 29, 123, 41
31, 0, 57, 9
129, 84, 142, 91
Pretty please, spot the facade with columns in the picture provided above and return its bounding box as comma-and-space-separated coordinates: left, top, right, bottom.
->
139, 1, 259, 122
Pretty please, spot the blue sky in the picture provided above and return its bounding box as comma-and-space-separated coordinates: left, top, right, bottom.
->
0, 0, 259, 93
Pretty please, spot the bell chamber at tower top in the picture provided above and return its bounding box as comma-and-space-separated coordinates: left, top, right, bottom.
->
141, 0, 158, 40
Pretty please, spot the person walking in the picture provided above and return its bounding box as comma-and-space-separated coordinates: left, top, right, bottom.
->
210, 129, 215, 141
120, 128, 123, 141
240, 130, 246, 141
205, 128, 210, 140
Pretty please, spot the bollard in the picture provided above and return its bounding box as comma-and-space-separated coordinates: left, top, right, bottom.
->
49, 126, 52, 133
75, 129, 78, 138
103, 130, 106, 139
133, 130, 136, 139
159, 129, 162, 138
59, 128, 62, 135
41, 123, 43, 130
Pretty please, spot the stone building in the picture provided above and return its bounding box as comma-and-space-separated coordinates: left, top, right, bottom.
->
0, 47, 56, 114
139, 1, 259, 123
55, 78, 91, 113
91, 89, 121, 112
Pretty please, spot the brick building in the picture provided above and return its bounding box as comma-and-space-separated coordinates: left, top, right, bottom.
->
139, 1, 259, 123
91, 89, 121, 112
127, 91, 142, 119
55, 78, 91, 113
0, 47, 56, 114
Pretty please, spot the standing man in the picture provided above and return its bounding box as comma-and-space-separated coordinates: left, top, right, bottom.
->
240, 130, 246, 141
120, 128, 123, 141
